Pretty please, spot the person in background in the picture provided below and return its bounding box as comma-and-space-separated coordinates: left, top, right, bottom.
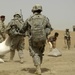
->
6, 13, 25, 64
47, 32, 59, 51
0, 15, 6, 42
64, 29, 71, 50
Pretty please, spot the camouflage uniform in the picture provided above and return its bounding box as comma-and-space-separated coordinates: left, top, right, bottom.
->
64, 29, 71, 49
0, 15, 6, 42
6, 14, 25, 63
20, 4, 52, 74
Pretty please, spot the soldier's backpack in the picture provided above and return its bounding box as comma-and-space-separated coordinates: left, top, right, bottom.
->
28, 15, 47, 43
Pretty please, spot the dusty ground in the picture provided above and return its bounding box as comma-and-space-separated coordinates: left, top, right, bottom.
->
0, 30, 75, 75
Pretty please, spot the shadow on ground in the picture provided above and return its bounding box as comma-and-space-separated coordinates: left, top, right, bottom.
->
21, 67, 49, 74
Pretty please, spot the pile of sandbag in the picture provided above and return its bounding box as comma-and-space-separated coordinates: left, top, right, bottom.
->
48, 48, 62, 57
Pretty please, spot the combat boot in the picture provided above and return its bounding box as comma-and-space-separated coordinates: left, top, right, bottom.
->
35, 65, 41, 75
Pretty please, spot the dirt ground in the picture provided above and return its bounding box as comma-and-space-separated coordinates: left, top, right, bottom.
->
0, 30, 75, 75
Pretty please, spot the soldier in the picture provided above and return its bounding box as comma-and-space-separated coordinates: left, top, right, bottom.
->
47, 32, 59, 50
20, 4, 52, 75
64, 29, 71, 49
0, 15, 6, 42
6, 13, 25, 64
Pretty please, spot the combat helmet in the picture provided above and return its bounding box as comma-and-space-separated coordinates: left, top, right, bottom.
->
13, 13, 21, 18
32, 4, 42, 12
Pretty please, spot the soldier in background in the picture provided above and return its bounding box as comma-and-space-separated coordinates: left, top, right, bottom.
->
6, 13, 25, 64
64, 29, 71, 49
20, 4, 52, 75
0, 15, 6, 42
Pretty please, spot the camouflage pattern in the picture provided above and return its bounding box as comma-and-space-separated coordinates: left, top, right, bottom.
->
29, 39, 45, 66
6, 15, 25, 61
32, 4, 42, 12
20, 12, 52, 66
28, 14, 47, 42
64, 29, 71, 49
0, 19, 6, 42
13, 14, 21, 18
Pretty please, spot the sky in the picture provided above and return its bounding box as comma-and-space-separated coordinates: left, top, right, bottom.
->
0, 0, 75, 31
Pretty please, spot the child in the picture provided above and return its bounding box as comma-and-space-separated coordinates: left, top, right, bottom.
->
47, 32, 59, 50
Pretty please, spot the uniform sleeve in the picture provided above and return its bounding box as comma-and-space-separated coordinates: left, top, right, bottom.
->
20, 19, 28, 33
46, 18, 53, 31
0, 21, 6, 33
0, 21, 3, 30
45, 17, 53, 38
6, 19, 15, 31
5, 20, 14, 34
5, 22, 11, 31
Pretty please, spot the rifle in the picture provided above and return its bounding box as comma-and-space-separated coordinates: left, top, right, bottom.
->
20, 9, 24, 22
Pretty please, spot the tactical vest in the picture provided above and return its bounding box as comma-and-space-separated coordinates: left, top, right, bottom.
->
28, 14, 47, 42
